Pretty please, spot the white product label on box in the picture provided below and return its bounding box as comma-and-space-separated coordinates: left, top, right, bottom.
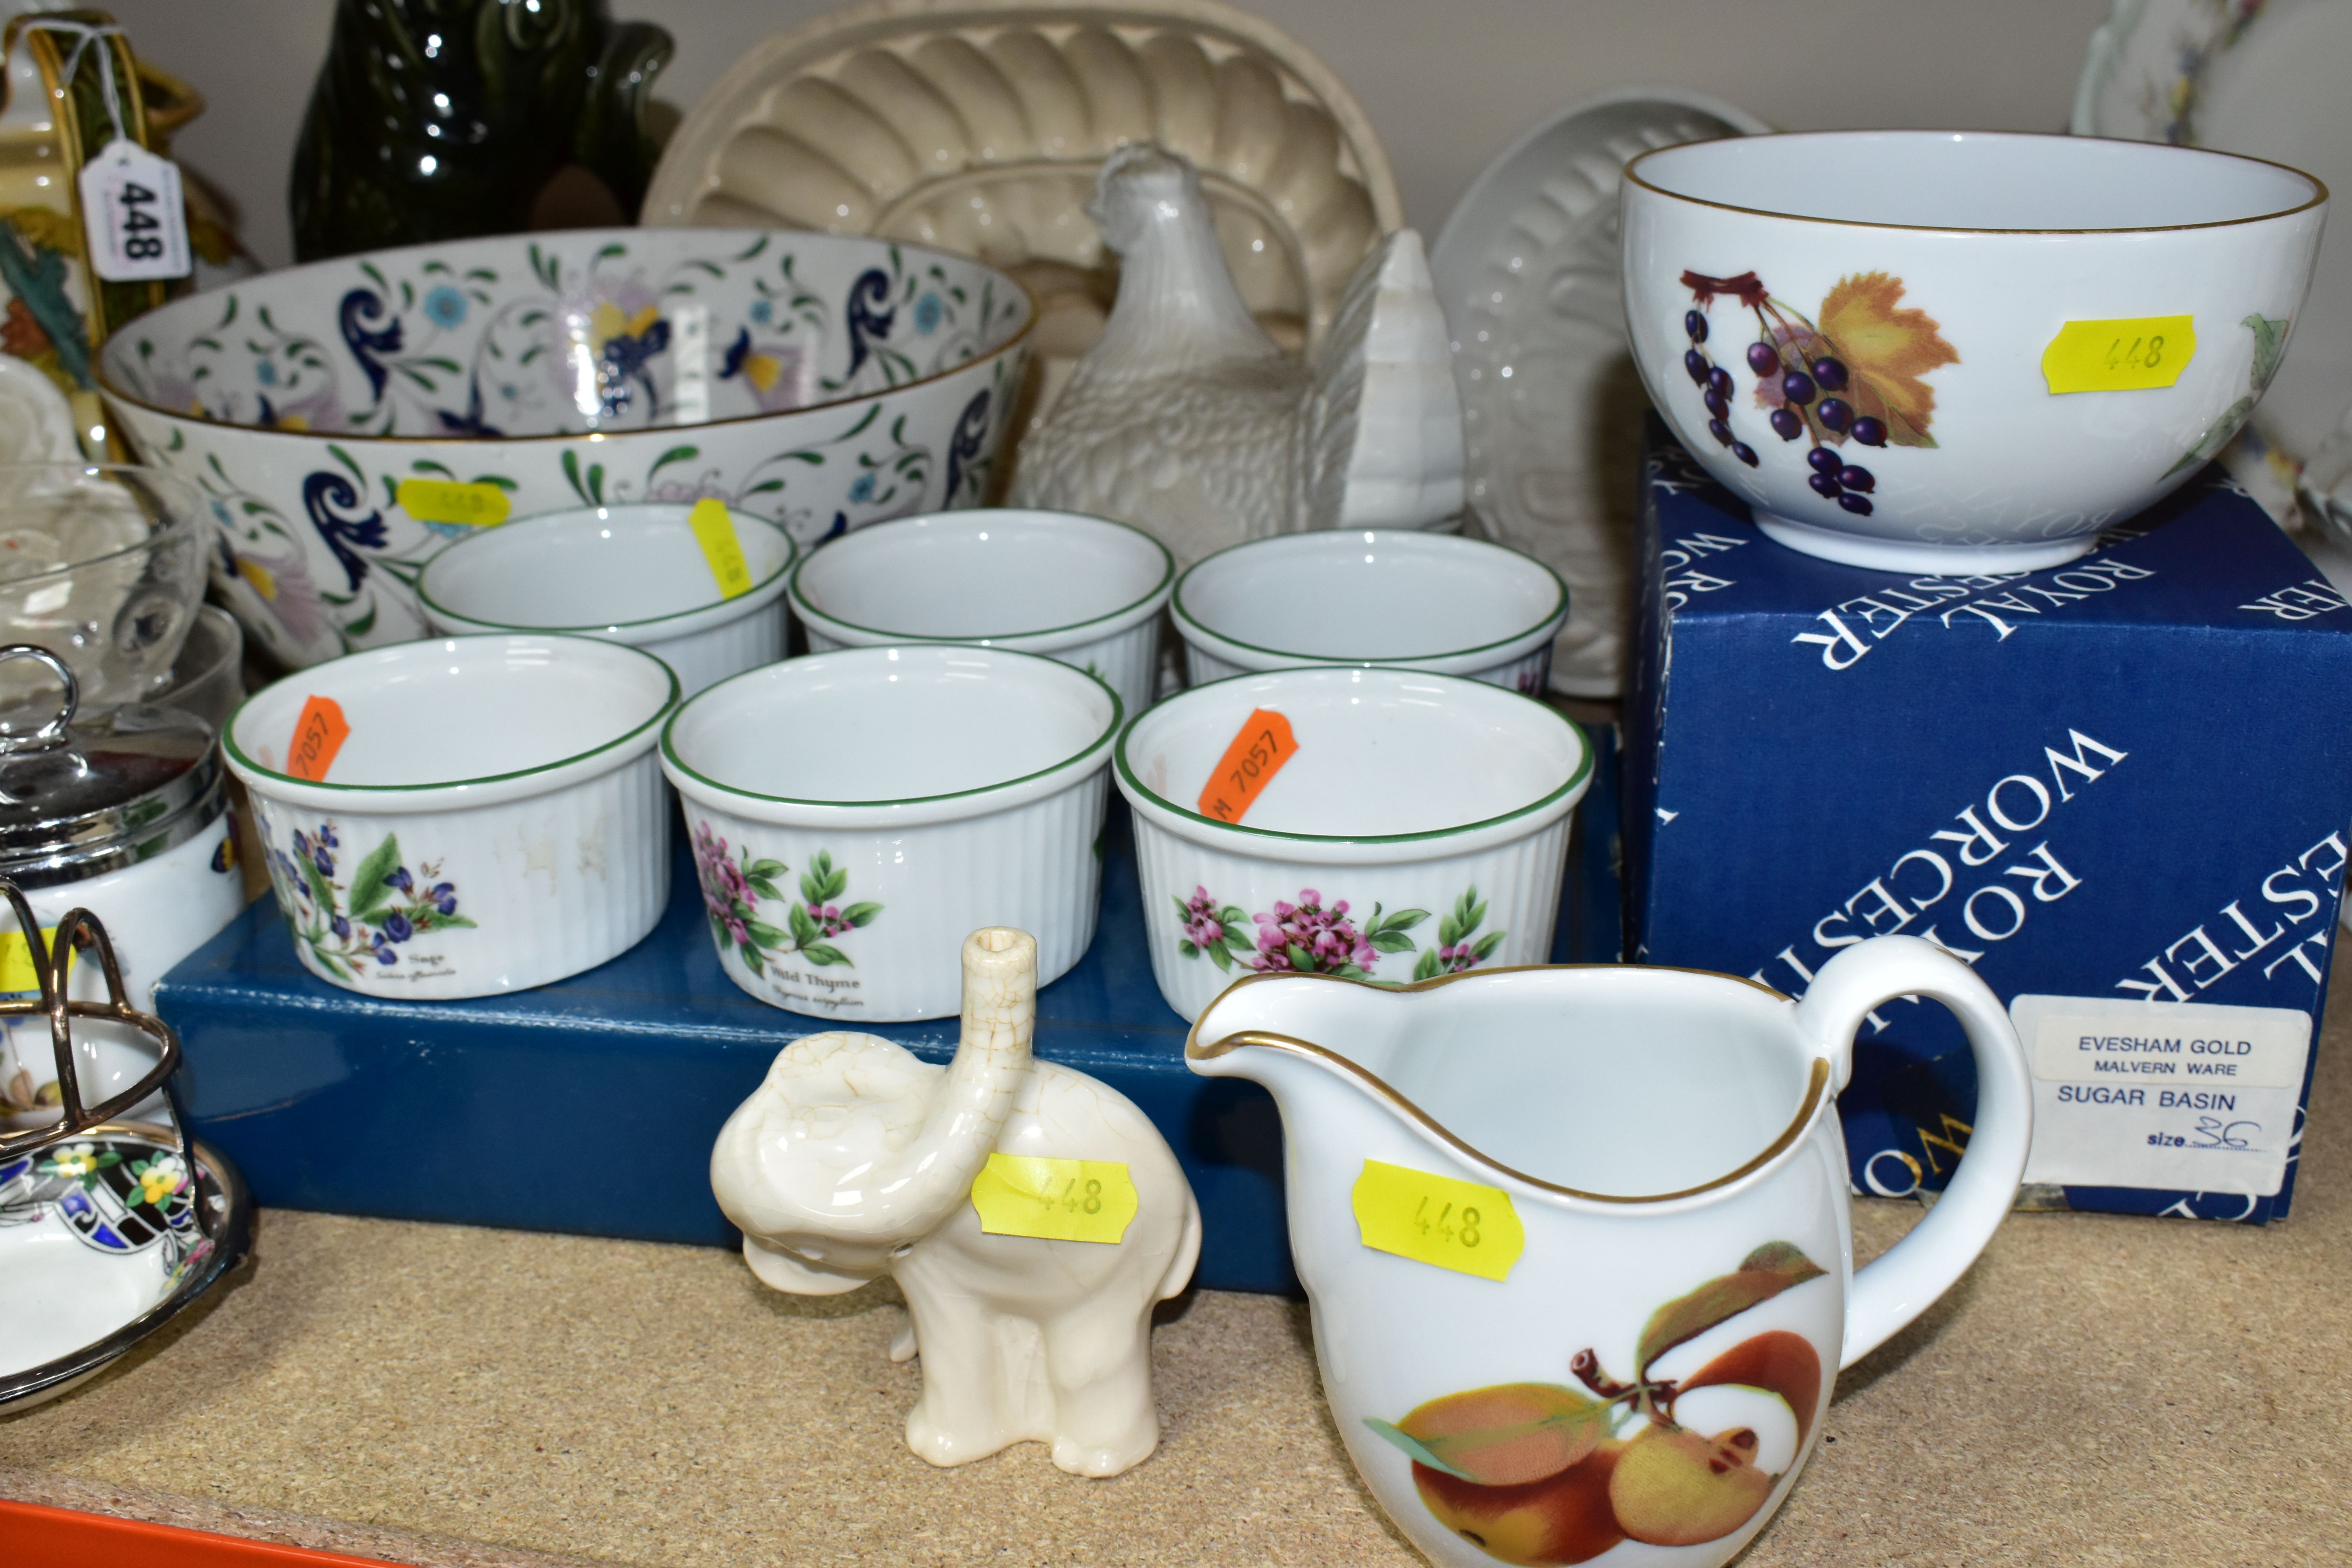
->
2012, 993, 2310, 1198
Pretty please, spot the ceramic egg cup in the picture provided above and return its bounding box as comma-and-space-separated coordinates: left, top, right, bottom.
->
1623, 131, 2326, 572
225, 635, 680, 1000
662, 645, 1121, 1023
1172, 528, 1569, 693
1116, 667, 1592, 1022
418, 503, 796, 698
788, 508, 1174, 722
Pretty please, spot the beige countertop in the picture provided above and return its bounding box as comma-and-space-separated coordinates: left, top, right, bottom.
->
6, 960, 2351, 1566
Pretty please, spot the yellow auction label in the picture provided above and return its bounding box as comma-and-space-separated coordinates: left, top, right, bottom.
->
0, 926, 64, 996
1351, 1159, 1524, 1281
2041, 316, 2196, 394
395, 477, 511, 528
970, 1154, 1139, 1244
688, 496, 754, 600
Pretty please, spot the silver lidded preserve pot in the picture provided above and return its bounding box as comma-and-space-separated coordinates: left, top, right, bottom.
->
0, 644, 245, 1013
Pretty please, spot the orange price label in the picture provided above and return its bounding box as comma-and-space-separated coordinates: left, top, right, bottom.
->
1196, 708, 1297, 824
286, 695, 350, 782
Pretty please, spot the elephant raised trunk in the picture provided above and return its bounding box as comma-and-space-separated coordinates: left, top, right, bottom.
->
710, 928, 1037, 1287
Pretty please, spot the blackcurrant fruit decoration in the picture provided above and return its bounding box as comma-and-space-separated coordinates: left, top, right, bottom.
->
1781, 370, 1817, 406
1838, 466, 1875, 493
1810, 356, 1848, 391
1732, 441, 1759, 467
1708, 366, 1734, 399
1704, 389, 1730, 420
1809, 471, 1841, 499
1850, 416, 1888, 446
1746, 341, 1780, 377
1685, 310, 1708, 342
1806, 446, 1842, 477
1768, 407, 1803, 441
1707, 417, 1733, 446
1838, 492, 1874, 515
1815, 397, 1853, 433
1684, 349, 1710, 385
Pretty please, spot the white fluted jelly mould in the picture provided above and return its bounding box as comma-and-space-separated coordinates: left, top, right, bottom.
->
789, 508, 1172, 719
223, 634, 679, 998
661, 644, 1121, 1022
417, 503, 797, 698
1173, 528, 1568, 693
1116, 666, 1591, 1020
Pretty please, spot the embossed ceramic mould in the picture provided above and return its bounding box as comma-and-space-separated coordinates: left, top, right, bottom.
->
1622, 131, 2326, 572
1432, 88, 1767, 697
1116, 666, 1590, 1022
789, 506, 1172, 719
97, 228, 1033, 668
225, 634, 680, 998
0, 888, 254, 1413
641, 0, 1401, 439
1188, 935, 2032, 1568
662, 644, 1119, 1022
418, 502, 797, 699
713, 926, 1200, 1475
1173, 529, 1568, 693
2075, 0, 2352, 537
1013, 144, 1461, 564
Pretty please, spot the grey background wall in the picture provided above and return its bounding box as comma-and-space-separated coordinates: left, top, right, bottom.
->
111, 0, 2116, 271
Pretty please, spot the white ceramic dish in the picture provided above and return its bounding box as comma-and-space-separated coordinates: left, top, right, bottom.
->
2076, 0, 2352, 534
1115, 666, 1591, 1021
1432, 87, 1768, 697
225, 635, 679, 998
98, 228, 1033, 669
663, 644, 1120, 1022
1172, 530, 1568, 693
418, 503, 797, 698
789, 508, 1173, 719
0, 1122, 252, 1410
1622, 131, 2326, 572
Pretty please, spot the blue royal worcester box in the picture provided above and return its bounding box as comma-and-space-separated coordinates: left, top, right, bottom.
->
1624, 417, 2352, 1223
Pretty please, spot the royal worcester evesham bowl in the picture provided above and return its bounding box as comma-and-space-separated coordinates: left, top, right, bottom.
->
97, 228, 1033, 669
225, 634, 680, 998
1622, 131, 2325, 572
1116, 666, 1591, 1022
418, 503, 796, 697
662, 645, 1120, 1022
1172, 529, 1568, 693
788, 508, 1174, 719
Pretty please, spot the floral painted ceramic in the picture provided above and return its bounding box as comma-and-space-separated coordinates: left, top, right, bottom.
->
1622, 131, 2323, 572
1115, 667, 1591, 1022
98, 228, 1033, 668
1187, 936, 2034, 1567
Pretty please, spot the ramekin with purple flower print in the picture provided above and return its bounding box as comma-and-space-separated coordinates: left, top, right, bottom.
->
1116, 666, 1591, 1020
225, 633, 679, 998
662, 643, 1119, 1022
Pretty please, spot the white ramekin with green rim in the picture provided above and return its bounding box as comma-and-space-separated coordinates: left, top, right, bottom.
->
786, 508, 1175, 719
416, 503, 797, 698
1116, 665, 1592, 1021
1172, 529, 1570, 695
661, 643, 1122, 1022
224, 634, 680, 998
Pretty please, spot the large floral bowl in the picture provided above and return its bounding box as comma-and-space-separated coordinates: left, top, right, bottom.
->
97, 229, 1033, 669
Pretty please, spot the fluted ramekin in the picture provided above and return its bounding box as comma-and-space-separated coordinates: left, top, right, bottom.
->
788, 508, 1173, 719
1116, 666, 1591, 1020
662, 644, 1120, 1022
225, 634, 678, 998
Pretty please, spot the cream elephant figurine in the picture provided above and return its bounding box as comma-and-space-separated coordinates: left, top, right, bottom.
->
711, 927, 1203, 1477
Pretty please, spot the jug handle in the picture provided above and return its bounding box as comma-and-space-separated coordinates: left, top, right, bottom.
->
1793, 935, 2032, 1369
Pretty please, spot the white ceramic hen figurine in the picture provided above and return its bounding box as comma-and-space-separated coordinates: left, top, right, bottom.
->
1011, 144, 1463, 563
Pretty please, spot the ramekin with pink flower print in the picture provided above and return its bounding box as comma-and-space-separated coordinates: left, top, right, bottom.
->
1116, 666, 1592, 1021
